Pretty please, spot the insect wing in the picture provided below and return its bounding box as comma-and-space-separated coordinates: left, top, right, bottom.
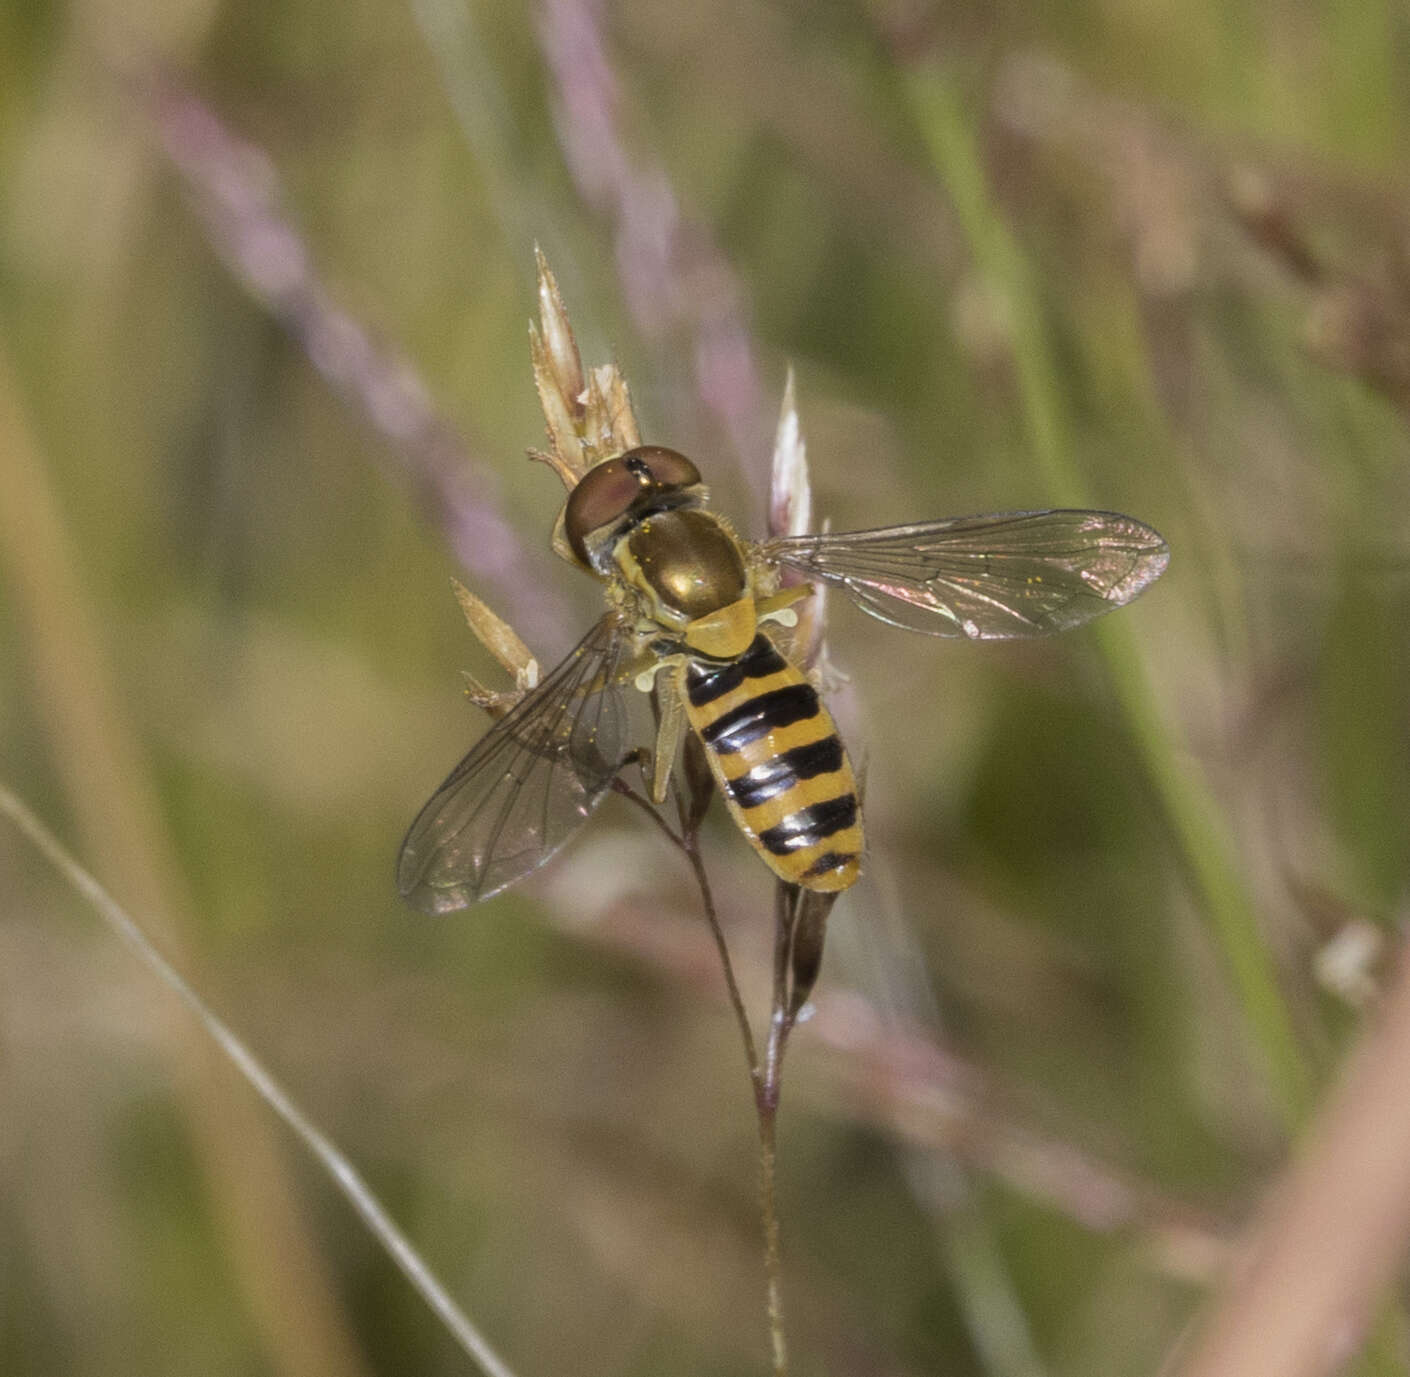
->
760, 510, 1169, 639
397, 615, 632, 913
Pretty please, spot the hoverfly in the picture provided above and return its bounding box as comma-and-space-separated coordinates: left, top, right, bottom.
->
397, 444, 1169, 913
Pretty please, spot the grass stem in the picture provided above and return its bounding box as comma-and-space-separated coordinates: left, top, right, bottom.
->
0, 782, 519, 1377
907, 68, 1314, 1128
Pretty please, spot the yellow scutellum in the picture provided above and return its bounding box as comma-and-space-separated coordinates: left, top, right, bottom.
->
528, 247, 641, 565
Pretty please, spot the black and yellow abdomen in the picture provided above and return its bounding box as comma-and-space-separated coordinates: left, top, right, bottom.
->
683, 635, 863, 892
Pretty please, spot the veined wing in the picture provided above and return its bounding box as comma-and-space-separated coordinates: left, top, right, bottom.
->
759, 510, 1169, 640
397, 614, 633, 913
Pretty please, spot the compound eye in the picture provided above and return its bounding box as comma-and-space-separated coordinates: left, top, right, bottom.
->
564, 447, 706, 567
564, 459, 643, 564
629, 446, 701, 490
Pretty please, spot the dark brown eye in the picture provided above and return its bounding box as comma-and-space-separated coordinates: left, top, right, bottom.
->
564, 447, 705, 566
627, 445, 701, 489
564, 459, 642, 564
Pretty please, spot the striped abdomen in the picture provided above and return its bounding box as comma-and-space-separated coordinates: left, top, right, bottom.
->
682, 634, 863, 892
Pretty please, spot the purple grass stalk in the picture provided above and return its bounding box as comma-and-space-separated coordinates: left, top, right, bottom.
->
534, 0, 769, 487
144, 75, 571, 645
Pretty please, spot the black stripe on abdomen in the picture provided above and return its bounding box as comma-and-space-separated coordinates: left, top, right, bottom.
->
685, 634, 786, 707
724, 738, 844, 809
699, 683, 819, 753
757, 795, 859, 855
801, 850, 854, 881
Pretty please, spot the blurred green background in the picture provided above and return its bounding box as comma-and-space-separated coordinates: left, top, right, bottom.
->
3, 1, 1409, 1374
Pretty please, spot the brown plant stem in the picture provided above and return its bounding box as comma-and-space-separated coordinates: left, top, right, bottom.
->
754, 885, 810, 1377
686, 834, 793, 1373
554, 880, 1228, 1273
613, 779, 789, 1371
698, 843, 790, 1376
1172, 933, 1410, 1377
613, 778, 762, 1077
757, 1100, 788, 1377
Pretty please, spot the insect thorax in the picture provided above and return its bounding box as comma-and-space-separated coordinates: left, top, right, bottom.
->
613, 508, 759, 661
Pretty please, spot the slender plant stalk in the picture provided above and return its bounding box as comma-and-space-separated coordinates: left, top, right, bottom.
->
685, 831, 765, 1081
0, 782, 519, 1377
685, 835, 791, 1376
906, 69, 1314, 1128
532, 0, 769, 479
614, 778, 792, 1373
145, 78, 569, 648
755, 885, 807, 1377
756, 1105, 788, 1377
613, 781, 761, 1073
907, 66, 1410, 1377
0, 343, 372, 1377
1172, 935, 1410, 1377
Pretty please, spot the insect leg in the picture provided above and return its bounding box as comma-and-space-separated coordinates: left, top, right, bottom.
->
649, 667, 687, 804
754, 583, 812, 626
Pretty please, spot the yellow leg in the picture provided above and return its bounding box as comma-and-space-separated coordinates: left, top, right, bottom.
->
755, 583, 813, 625
649, 666, 687, 804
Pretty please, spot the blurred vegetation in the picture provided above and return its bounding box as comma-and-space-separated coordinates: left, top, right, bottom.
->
2, 1, 1409, 1374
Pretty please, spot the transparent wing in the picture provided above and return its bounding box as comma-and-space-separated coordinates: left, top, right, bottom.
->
397, 615, 634, 913
759, 510, 1169, 639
